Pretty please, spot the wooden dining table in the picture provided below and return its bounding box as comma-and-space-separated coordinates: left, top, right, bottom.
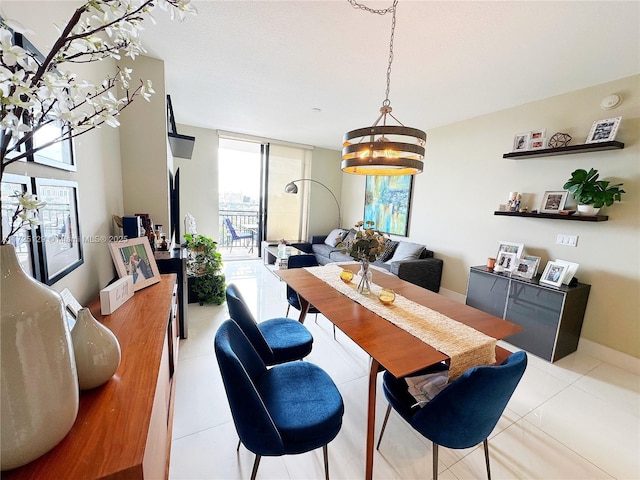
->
275, 263, 523, 480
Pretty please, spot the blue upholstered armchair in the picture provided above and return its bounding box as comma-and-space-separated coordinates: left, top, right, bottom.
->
377, 351, 527, 480
225, 283, 313, 365
215, 320, 344, 480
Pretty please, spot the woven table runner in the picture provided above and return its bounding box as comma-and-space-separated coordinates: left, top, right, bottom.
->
306, 264, 496, 379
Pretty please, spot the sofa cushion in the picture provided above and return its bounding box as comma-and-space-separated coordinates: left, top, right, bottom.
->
379, 240, 399, 262
312, 244, 337, 259
387, 242, 425, 263
324, 228, 347, 248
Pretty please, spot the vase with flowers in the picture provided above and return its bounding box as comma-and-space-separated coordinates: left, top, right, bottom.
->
337, 221, 387, 295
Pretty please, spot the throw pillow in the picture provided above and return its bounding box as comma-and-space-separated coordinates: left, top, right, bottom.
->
324, 228, 347, 248
386, 241, 425, 263
379, 240, 399, 262
343, 229, 357, 244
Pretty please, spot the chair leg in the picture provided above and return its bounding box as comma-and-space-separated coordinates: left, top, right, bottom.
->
250, 454, 261, 480
432, 442, 439, 480
237, 439, 241, 451
332, 323, 336, 340
376, 404, 392, 450
323, 444, 330, 480
286, 305, 291, 317
483, 438, 491, 480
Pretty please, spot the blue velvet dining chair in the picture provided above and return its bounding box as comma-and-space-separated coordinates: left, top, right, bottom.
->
284, 254, 337, 339
215, 320, 344, 480
225, 283, 313, 365
377, 351, 527, 480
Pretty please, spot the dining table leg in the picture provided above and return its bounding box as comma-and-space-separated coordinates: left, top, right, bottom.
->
296, 294, 310, 324
366, 357, 381, 480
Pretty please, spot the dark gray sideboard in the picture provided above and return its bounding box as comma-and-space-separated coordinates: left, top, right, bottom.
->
466, 266, 591, 362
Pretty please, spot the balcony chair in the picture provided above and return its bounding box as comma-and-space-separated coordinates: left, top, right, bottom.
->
285, 254, 336, 339
377, 351, 527, 480
225, 283, 313, 366
215, 320, 344, 480
223, 217, 253, 252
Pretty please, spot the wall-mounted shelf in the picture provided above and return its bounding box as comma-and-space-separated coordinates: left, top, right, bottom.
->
503, 140, 624, 159
494, 211, 608, 222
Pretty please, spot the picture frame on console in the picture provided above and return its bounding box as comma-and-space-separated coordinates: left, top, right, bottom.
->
554, 259, 579, 285
540, 190, 568, 214
496, 251, 517, 272
108, 237, 161, 291
539, 261, 566, 288
512, 255, 541, 280
496, 240, 524, 259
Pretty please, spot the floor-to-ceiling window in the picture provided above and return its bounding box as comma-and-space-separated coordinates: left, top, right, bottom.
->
218, 135, 311, 258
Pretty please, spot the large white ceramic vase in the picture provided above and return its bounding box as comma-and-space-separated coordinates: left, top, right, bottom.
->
1, 244, 79, 471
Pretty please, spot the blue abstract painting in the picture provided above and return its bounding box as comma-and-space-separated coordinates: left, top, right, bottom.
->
363, 175, 412, 236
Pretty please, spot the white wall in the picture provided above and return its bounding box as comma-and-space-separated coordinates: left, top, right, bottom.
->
342, 75, 640, 359
3, 1, 124, 306
118, 56, 171, 231
308, 147, 343, 235
173, 124, 220, 242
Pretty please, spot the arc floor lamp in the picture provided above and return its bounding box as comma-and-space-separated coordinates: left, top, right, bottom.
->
284, 179, 342, 228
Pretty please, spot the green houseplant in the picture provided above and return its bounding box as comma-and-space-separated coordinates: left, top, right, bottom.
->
184, 233, 225, 305
563, 168, 625, 214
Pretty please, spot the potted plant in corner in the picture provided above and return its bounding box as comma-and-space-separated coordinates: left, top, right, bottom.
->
563, 168, 625, 216
184, 233, 226, 305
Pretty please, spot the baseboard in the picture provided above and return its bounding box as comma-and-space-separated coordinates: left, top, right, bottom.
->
577, 338, 640, 375
439, 287, 465, 303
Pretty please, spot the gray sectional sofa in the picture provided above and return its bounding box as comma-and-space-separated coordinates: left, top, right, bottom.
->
294, 228, 443, 293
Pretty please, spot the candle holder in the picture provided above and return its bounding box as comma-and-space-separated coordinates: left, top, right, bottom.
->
378, 288, 396, 305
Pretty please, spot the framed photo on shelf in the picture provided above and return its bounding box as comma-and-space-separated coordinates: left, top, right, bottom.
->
34, 178, 83, 285
496, 251, 517, 272
585, 117, 621, 144
512, 255, 541, 280
1, 173, 41, 279
554, 259, 579, 285
530, 129, 546, 141
512, 132, 531, 151
108, 237, 161, 291
540, 191, 568, 214
539, 261, 566, 288
497, 240, 524, 259
529, 137, 547, 150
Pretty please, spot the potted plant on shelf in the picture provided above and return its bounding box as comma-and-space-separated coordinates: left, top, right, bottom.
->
563, 168, 625, 215
184, 233, 226, 305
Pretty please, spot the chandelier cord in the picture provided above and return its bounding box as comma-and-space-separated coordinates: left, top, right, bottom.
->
347, 0, 399, 108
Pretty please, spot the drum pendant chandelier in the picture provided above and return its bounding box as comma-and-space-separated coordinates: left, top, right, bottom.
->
341, 0, 426, 176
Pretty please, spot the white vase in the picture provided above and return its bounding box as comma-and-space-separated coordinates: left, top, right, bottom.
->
577, 204, 601, 216
1, 244, 79, 471
72, 308, 121, 390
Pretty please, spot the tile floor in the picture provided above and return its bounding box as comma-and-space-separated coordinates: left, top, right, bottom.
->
169, 259, 640, 480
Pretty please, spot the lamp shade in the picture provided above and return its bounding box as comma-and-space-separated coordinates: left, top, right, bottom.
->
341, 125, 425, 175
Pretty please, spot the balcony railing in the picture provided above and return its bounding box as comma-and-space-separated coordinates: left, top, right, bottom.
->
219, 209, 259, 250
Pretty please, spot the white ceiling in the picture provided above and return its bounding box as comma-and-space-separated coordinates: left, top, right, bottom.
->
142, 1, 640, 151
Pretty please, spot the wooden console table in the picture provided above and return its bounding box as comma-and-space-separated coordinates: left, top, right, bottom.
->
3, 274, 180, 479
